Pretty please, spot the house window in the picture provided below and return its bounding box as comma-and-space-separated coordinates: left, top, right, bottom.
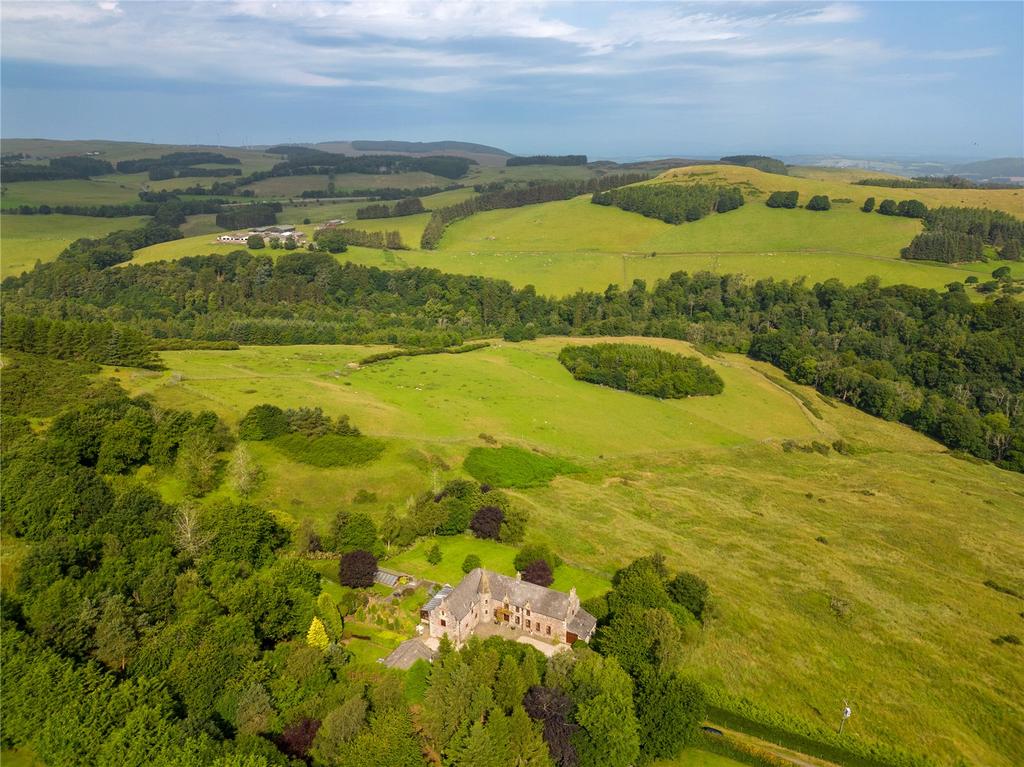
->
526, 619, 531, 629
526, 609, 531, 616
440, 619, 446, 627
546, 625, 551, 635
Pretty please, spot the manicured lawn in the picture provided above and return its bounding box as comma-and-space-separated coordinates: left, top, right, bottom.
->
384, 534, 610, 602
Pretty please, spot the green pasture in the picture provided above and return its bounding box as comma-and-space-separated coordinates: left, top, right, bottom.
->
654, 749, 747, 767
0, 213, 149, 278
0, 176, 144, 209
661, 163, 1024, 216
113, 338, 1024, 765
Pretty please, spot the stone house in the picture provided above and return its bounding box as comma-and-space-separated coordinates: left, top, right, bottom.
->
420, 568, 597, 647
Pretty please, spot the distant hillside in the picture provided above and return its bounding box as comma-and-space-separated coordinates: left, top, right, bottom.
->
951, 157, 1024, 179
350, 140, 512, 157
592, 158, 722, 172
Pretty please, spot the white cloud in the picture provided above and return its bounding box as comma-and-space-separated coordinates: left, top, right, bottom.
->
0, 0, 1006, 95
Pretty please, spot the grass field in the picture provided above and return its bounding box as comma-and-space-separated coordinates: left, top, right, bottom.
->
239, 171, 458, 197
0, 213, 149, 278
132, 164, 1018, 296
655, 749, 747, 767
113, 337, 1024, 767
0, 176, 145, 209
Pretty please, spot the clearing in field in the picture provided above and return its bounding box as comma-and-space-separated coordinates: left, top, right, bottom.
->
114, 336, 1024, 767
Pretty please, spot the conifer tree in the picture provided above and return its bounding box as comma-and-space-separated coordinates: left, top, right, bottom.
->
306, 616, 329, 650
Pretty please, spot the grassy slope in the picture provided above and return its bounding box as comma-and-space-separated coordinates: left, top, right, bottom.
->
135, 164, 1020, 293
113, 338, 1024, 767
0, 214, 149, 278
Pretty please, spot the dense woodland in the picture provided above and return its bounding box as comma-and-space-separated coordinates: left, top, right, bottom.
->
1, 155, 115, 182
263, 146, 473, 180
558, 343, 725, 398
719, 155, 788, 175
506, 155, 588, 167
3, 247, 1022, 471
899, 206, 1024, 263
592, 183, 744, 223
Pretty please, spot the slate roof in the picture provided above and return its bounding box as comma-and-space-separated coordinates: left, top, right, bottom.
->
382, 638, 436, 669
441, 568, 583, 623
567, 610, 597, 640
421, 585, 453, 613
374, 570, 399, 588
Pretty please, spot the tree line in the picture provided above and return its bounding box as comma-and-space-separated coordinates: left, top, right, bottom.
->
314, 227, 408, 251
4, 253, 1022, 471
420, 174, 650, 249
215, 203, 282, 230
2, 155, 115, 182
854, 175, 1020, 190
506, 155, 588, 166
300, 184, 461, 200
592, 183, 744, 224
114, 151, 241, 174
355, 197, 425, 219
5, 198, 227, 218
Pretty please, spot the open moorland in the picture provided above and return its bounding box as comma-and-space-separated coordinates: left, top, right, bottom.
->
110, 337, 1024, 767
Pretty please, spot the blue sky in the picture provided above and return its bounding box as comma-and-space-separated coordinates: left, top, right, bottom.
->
1, 1, 1021, 159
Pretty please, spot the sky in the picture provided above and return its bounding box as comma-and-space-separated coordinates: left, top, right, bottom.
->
1, 1, 1021, 160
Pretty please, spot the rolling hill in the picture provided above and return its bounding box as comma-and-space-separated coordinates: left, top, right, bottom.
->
112, 337, 1024, 767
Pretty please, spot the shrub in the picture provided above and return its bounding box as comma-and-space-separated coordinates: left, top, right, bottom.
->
463, 446, 582, 488
514, 544, 562, 573
765, 191, 798, 208
238, 404, 289, 440
896, 199, 928, 218
470, 506, 504, 540
877, 199, 898, 216
806, 195, 831, 211
339, 550, 377, 588
861, 197, 875, 212
558, 343, 724, 398
667, 572, 710, 620
522, 558, 554, 587
427, 544, 442, 565
462, 554, 481, 573
271, 434, 384, 468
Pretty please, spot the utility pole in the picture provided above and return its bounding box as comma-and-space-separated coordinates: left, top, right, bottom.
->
838, 701, 852, 736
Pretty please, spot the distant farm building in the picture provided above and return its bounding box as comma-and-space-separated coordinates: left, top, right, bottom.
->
420, 568, 597, 647
217, 225, 307, 245
314, 219, 346, 232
